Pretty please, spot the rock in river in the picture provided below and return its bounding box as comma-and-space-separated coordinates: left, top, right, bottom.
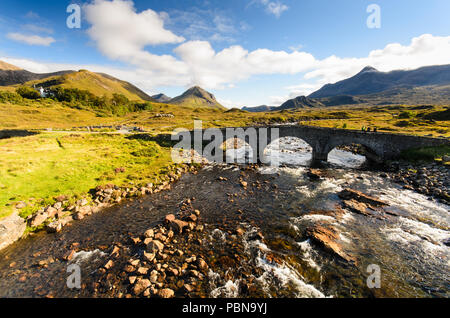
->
306, 224, 357, 265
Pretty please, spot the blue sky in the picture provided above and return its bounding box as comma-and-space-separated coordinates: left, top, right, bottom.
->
1, 0, 450, 107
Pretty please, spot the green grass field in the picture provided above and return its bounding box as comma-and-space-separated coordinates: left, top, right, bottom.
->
0, 132, 177, 219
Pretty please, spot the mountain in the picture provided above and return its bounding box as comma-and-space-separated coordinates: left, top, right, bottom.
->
0, 61, 154, 101
152, 93, 171, 103
278, 96, 325, 110
241, 105, 276, 112
318, 95, 365, 107
0, 61, 74, 87
0, 61, 22, 71
26, 69, 154, 101
352, 84, 450, 106
309, 64, 450, 98
170, 86, 225, 110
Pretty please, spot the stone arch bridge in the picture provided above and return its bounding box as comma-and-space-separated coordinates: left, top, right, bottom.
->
173, 125, 450, 166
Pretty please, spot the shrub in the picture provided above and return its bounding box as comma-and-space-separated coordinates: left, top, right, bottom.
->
398, 111, 415, 119
394, 120, 413, 127
16, 86, 40, 99
0, 91, 24, 104
400, 145, 450, 162
131, 143, 161, 158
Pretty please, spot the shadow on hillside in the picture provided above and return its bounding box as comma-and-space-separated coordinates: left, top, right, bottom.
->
0, 130, 39, 140
126, 133, 177, 148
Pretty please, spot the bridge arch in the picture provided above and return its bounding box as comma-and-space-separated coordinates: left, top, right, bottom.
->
323, 139, 384, 165
327, 143, 377, 168
263, 136, 313, 166
221, 136, 255, 164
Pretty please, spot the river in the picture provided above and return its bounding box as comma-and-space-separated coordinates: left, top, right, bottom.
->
0, 138, 448, 298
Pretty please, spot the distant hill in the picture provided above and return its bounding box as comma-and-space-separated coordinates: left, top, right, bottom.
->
242, 105, 276, 112
278, 96, 325, 110
309, 64, 450, 98
26, 70, 154, 101
170, 86, 225, 110
225, 108, 248, 113
152, 93, 171, 103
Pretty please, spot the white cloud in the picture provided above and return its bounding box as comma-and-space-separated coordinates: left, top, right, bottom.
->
173, 41, 316, 89
24, 11, 40, 19
162, 8, 239, 43
23, 24, 53, 34
264, 1, 289, 18
84, 0, 185, 73
249, 0, 289, 18
6, 33, 55, 46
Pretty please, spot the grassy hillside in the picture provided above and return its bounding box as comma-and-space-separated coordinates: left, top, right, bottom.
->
26, 70, 153, 101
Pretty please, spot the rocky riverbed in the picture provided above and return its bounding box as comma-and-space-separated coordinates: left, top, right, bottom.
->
0, 138, 448, 298
389, 161, 450, 204
0, 160, 448, 298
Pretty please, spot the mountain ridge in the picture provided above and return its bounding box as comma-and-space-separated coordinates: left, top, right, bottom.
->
309, 64, 450, 98
0, 61, 154, 101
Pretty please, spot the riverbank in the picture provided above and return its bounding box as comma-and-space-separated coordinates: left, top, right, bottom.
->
389, 161, 450, 204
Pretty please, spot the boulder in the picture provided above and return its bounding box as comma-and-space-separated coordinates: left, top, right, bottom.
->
30, 212, 48, 227
137, 267, 149, 275
0, 212, 26, 251
144, 229, 154, 238
165, 214, 176, 223
46, 207, 58, 218
133, 278, 151, 296
187, 214, 198, 222
15, 201, 27, 209
341, 200, 370, 216
306, 224, 356, 264
148, 240, 164, 252
158, 288, 175, 298
197, 258, 208, 271
143, 252, 155, 262
307, 169, 323, 181
338, 189, 388, 207
104, 260, 114, 270
53, 202, 62, 210
170, 219, 189, 234
46, 221, 63, 233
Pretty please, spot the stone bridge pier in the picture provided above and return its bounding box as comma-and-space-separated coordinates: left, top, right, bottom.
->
173, 125, 450, 166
